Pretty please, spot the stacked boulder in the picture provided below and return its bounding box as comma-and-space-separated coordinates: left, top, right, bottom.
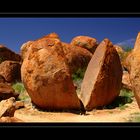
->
0, 45, 21, 83
0, 44, 21, 101
0, 44, 23, 122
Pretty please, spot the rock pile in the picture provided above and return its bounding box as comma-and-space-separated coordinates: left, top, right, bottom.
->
20, 33, 123, 112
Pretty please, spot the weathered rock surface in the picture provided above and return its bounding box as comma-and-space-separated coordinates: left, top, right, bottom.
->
0, 75, 6, 83
70, 36, 98, 53
0, 97, 16, 117
0, 60, 21, 83
127, 32, 140, 108
62, 42, 92, 73
21, 36, 81, 110
80, 39, 123, 111
0, 83, 19, 100
122, 71, 132, 90
0, 45, 21, 63
15, 101, 24, 109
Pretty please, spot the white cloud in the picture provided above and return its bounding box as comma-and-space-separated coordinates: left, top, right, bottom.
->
116, 38, 136, 48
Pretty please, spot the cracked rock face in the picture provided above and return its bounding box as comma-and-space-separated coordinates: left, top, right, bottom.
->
80, 39, 123, 111
21, 35, 81, 110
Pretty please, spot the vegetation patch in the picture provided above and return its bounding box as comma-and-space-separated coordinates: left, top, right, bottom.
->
12, 82, 30, 101
72, 68, 86, 94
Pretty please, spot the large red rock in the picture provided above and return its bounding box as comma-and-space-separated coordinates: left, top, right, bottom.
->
21, 36, 81, 110
128, 32, 140, 108
0, 60, 21, 83
0, 45, 21, 63
70, 36, 98, 53
62, 42, 92, 73
80, 39, 123, 111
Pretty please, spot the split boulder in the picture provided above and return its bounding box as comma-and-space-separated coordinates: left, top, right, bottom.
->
80, 39, 123, 111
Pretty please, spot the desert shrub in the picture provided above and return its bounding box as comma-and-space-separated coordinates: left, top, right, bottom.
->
12, 82, 25, 94
72, 68, 86, 93
118, 51, 131, 62
12, 82, 29, 101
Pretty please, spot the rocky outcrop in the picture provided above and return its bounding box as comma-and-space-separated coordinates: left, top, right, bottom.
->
0, 45, 21, 63
21, 36, 81, 110
0, 83, 19, 101
0, 60, 21, 83
70, 36, 98, 53
80, 39, 123, 111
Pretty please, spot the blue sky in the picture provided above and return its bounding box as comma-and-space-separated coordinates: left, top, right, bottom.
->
0, 17, 140, 53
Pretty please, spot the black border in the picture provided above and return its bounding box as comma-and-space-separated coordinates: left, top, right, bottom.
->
0, 12, 140, 128
0, 12, 140, 17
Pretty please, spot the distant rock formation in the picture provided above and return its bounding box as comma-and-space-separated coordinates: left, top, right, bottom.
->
80, 39, 122, 111
0, 83, 19, 101
0, 60, 21, 83
0, 45, 21, 63
70, 35, 98, 53
62, 42, 92, 73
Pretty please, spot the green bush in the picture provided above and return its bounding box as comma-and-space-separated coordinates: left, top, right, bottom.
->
72, 68, 86, 93
12, 82, 25, 94
12, 82, 30, 101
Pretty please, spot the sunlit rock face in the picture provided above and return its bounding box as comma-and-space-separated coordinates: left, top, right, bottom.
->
80, 39, 122, 111
21, 33, 81, 110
